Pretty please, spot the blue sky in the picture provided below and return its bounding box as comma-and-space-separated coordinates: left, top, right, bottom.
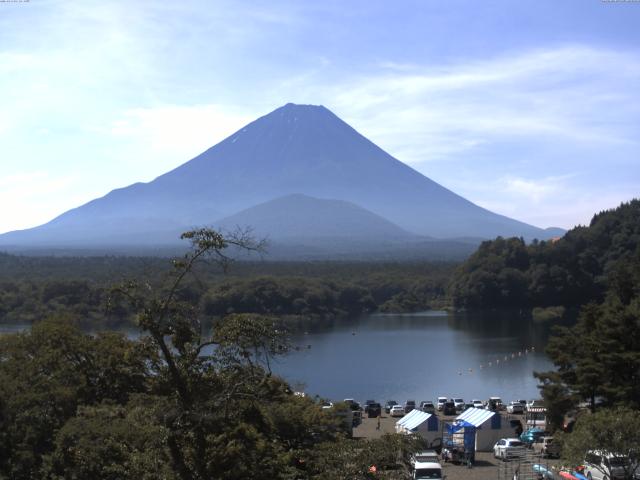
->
1, 0, 639, 233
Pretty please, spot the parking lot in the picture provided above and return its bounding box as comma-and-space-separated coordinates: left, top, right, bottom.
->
353, 408, 524, 439
353, 412, 559, 480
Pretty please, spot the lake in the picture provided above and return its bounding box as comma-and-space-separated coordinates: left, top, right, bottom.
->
0, 309, 560, 405
272, 310, 558, 404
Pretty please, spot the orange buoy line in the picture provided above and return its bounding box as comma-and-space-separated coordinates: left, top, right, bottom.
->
454, 346, 537, 377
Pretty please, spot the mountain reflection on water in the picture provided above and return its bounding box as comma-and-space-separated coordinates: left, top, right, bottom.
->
273, 310, 568, 403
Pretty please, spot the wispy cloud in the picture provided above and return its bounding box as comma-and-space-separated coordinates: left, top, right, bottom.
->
323, 45, 640, 163
501, 174, 575, 204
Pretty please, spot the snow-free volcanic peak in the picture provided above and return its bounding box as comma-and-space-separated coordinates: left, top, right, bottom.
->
0, 103, 561, 252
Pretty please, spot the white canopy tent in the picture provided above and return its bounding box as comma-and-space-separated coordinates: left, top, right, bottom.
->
453, 408, 520, 452
395, 410, 440, 446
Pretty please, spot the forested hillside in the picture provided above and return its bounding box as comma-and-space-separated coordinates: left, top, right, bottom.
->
0, 255, 454, 327
448, 199, 640, 309
0, 231, 424, 479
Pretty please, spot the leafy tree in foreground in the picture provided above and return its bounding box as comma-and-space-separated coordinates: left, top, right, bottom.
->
108, 229, 368, 479
304, 433, 424, 480
0, 317, 152, 479
44, 400, 175, 480
561, 407, 640, 479
1, 228, 427, 479
536, 250, 640, 430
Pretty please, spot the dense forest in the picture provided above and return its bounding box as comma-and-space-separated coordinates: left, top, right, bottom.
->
2, 203, 639, 477
533, 230, 640, 452
0, 230, 430, 480
0, 253, 454, 328
449, 200, 640, 310
536, 247, 640, 425
0, 230, 425, 479
3, 200, 638, 329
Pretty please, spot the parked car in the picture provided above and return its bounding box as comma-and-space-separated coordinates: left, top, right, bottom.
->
520, 427, 546, 446
344, 399, 361, 411
420, 401, 436, 414
583, 450, 634, 480
411, 452, 443, 480
390, 405, 405, 417
486, 397, 504, 411
493, 438, 526, 461
532, 436, 560, 458
506, 401, 525, 414
463, 403, 474, 411
363, 400, 376, 414
411, 450, 439, 464
517, 399, 528, 406
412, 460, 444, 480
453, 398, 465, 411
352, 410, 362, 426
405, 400, 417, 413
367, 402, 382, 418
385, 400, 398, 414
472, 399, 484, 409
436, 397, 448, 411
443, 401, 457, 416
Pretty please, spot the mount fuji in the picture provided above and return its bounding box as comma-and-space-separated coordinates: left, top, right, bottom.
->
0, 103, 562, 256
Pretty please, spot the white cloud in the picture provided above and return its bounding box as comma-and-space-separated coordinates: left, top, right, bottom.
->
0, 171, 88, 233
501, 175, 570, 204
108, 104, 253, 159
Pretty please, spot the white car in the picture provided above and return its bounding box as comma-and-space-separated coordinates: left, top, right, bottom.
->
412, 450, 439, 465
532, 436, 560, 458
494, 438, 525, 461
453, 398, 465, 411
436, 397, 448, 411
472, 399, 484, 409
583, 450, 635, 480
413, 460, 444, 480
506, 401, 524, 414
390, 405, 405, 417
321, 401, 333, 410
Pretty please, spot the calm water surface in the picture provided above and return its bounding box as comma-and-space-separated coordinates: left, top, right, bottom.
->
1, 310, 560, 404
272, 310, 558, 403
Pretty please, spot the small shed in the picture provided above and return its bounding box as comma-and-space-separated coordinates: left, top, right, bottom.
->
455, 408, 519, 452
525, 406, 547, 429
395, 410, 440, 446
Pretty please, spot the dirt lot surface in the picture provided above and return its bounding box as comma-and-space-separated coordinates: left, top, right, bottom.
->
353, 413, 561, 480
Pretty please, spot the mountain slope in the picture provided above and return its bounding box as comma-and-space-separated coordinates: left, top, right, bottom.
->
0, 103, 561, 249
215, 194, 414, 241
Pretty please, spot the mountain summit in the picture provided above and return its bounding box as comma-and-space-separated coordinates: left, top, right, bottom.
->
0, 103, 560, 251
